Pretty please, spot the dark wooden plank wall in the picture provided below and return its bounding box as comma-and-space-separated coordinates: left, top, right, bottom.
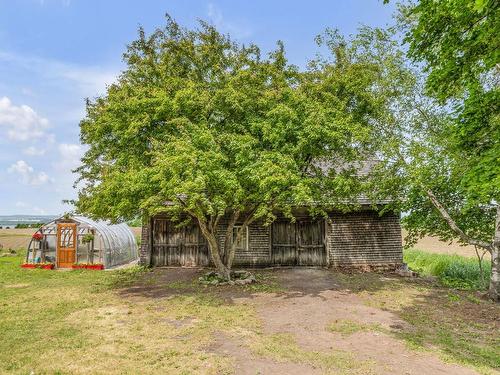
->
150, 218, 210, 267
271, 220, 296, 265
271, 220, 327, 266
327, 211, 403, 266
297, 220, 326, 266
140, 210, 403, 268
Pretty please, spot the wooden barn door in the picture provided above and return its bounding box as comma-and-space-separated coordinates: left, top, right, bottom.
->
57, 223, 77, 268
297, 220, 326, 266
183, 223, 209, 266
271, 220, 297, 265
151, 219, 209, 267
272, 219, 326, 266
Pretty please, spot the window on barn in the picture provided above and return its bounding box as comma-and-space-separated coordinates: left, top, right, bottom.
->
232, 226, 248, 251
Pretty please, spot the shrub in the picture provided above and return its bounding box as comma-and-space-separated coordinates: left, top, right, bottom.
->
404, 249, 491, 290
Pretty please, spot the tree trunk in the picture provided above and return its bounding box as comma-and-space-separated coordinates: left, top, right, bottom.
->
197, 218, 231, 280
489, 206, 500, 301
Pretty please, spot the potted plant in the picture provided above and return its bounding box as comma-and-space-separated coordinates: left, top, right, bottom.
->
81, 233, 95, 244
21, 263, 36, 269
72, 263, 86, 270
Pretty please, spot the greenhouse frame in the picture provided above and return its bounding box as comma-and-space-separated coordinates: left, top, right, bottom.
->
26, 215, 138, 269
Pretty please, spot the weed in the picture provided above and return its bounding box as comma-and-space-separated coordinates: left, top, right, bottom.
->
328, 319, 385, 336
404, 249, 491, 290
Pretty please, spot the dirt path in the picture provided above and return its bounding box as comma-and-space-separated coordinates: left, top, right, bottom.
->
229, 269, 477, 375
124, 268, 485, 374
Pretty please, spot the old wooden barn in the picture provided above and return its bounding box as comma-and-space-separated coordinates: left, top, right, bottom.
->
139, 206, 403, 269
139, 159, 403, 269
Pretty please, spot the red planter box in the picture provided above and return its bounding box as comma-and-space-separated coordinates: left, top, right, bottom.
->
86, 264, 104, 270
21, 263, 54, 269
72, 264, 104, 270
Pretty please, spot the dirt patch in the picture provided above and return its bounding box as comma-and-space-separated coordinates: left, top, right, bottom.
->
122, 268, 492, 374
402, 230, 489, 260
210, 333, 322, 375
236, 269, 478, 375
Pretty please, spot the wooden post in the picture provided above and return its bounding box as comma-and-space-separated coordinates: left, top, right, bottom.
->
40, 230, 46, 263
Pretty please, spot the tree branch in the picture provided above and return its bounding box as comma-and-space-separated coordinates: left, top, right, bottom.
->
425, 189, 492, 251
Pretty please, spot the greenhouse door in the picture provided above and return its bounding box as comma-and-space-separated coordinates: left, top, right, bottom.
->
57, 223, 77, 268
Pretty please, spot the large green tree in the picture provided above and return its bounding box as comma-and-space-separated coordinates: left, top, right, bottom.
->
75, 17, 409, 279
393, 0, 500, 299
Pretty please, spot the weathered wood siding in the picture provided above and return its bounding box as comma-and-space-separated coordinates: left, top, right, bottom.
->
140, 210, 403, 268
271, 219, 327, 266
215, 218, 271, 267
148, 217, 210, 267
328, 211, 402, 266
139, 218, 150, 265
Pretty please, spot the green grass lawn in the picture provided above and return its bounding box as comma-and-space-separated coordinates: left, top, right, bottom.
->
0, 254, 248, 374
1, 250, 499, 374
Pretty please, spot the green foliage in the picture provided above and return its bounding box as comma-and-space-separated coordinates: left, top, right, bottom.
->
127, 217, 142, 227
81, 233, 94, 244
373, 1, 499, 264
401, 0, 499, 102
404, 249, 491, 290
75, 16, 410, 227
395, 0, 500, 229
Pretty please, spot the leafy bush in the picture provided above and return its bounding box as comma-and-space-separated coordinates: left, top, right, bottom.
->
404, 249, 491, 290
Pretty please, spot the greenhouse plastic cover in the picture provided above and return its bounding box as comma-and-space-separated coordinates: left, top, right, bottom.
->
71, 216, 138, 268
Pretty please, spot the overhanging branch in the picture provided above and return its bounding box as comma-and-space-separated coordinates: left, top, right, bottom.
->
426, 189, 492, 251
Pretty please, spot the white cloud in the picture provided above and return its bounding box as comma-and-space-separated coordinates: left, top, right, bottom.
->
23, 146, 46, 156
53, 143, 85, 172
0, 51, 119, 97
14, 201, 46, 215
32, 206, 47, 214
0, 96, 50, 141
207, 3, 252, 39
7, 160, 51, 185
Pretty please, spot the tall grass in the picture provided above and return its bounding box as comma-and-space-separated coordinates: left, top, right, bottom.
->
404, 249, 491, 290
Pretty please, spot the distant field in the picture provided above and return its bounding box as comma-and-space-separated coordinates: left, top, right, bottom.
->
402, 230, 484, 259
1, 227, 482, 260
0, 229, 34, 251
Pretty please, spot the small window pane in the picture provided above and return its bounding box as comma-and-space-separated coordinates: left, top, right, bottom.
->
232, 226, 247, 250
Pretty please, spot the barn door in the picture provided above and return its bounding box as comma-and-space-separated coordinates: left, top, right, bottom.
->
271, 220, 297, 266
151, 219, 209, 266
271, 219, 326, 266
183, 223, 209, 266
152, 219, 181, 266
57, 223, 77, 268
297, 220, 326, 266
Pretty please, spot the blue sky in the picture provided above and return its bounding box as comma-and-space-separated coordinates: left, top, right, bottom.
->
0, 0, 397, 215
